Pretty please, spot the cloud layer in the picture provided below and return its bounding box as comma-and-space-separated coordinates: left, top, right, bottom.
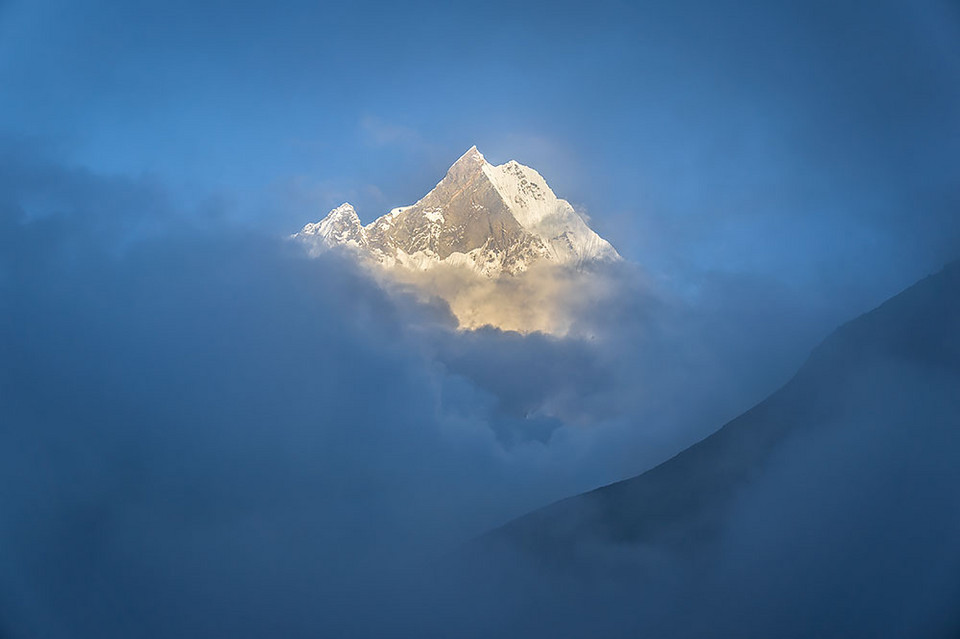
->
0, 141, 862, 637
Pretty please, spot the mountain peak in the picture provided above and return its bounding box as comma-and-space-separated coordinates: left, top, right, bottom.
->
459, 145, 484, 162
295, 202, 364, 255
294, 148, 619, 277
329, 202, 357, 217
445, 145, 487, 179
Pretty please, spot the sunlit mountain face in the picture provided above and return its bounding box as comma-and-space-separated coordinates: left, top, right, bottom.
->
293, 147, 621, 335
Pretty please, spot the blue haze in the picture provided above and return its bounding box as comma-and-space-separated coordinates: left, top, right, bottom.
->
1, 1, 959, 637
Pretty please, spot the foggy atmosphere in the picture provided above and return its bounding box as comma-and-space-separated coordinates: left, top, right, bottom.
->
1, 1, 958, 637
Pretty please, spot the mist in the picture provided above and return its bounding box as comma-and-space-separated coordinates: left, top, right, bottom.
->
435, 305, 960, 639
2, 0, 959, 635
0, 140, 904, 637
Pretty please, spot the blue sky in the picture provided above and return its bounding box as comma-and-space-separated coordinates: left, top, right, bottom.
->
2, 0, 957, 312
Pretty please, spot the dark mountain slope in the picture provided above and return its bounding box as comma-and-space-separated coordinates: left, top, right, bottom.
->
484, 260, 960, 561
429, 261, 960, 638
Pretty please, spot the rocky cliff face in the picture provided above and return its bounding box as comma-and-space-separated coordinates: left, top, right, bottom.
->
294, 146, 619, 277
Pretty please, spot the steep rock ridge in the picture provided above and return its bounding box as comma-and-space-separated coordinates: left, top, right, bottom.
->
294, 146, 619, 277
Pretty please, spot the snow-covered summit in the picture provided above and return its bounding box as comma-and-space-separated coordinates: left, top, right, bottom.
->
294, 146, 620, 277
298, 203, 365, 256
